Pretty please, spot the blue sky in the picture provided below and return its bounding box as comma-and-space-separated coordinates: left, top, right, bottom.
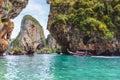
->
12, 0, 50, 38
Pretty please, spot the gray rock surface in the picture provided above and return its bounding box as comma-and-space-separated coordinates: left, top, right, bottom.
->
12, 15, 45, 54
47, 34, 59, 49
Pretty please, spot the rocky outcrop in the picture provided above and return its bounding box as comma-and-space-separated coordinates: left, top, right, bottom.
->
0, 0, 28, 55
9, 0, 28, 19
46, 34, 59, 49
11, 15, 45, 55
47, 0, 120, 55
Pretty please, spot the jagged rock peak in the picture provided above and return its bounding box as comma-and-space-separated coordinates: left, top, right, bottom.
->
11, 15, 46, 55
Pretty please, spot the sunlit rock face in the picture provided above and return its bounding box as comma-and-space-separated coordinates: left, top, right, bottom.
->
47, 0, 120, 55
0, 0, 28, 55
12, 15, 46, 54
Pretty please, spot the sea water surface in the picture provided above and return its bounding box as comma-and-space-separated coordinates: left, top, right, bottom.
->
0, 54, 120, 80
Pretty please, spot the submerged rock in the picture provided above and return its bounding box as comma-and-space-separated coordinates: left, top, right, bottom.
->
11, 15, 46, 55
0, 0, 28, 55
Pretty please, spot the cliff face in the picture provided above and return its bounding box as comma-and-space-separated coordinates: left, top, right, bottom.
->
9, 0, 28, 19
47, 34, 59, 49
0, 0, 28, 55
47, 0, 120, 55
12, 15, 45, 54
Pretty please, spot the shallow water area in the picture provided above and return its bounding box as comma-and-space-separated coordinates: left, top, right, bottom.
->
0, 54, 120, 80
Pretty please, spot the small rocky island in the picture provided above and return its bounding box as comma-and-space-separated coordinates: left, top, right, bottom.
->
10, 15, 46, 55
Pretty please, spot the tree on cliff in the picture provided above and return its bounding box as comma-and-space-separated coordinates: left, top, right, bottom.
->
48, 0, 120, 54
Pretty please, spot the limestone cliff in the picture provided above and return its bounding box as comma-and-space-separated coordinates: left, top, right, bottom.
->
46, 34, 59, 49
11, 15, 45, 54
47, 0, 120, 55
0, 0, 28, 55
9, 0, 28, 19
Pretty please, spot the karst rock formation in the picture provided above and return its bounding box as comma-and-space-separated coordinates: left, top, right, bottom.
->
11, 15, 45, 55
47, 34, 59, 49
47, 0, 120, 55
0, 0, 28, 55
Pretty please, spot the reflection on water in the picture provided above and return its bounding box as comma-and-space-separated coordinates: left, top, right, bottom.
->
0, 54, 120, 80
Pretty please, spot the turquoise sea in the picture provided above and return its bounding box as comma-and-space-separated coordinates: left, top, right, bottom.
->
0, 54, 120, 80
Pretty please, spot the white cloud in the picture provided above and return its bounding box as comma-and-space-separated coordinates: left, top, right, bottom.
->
11, 0, 50, 38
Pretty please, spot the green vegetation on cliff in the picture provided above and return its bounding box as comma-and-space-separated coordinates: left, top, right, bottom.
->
23, 15, 41, 27
4, 0, 12, 10
49, 0, 120, 40
8, 38, 23, 53
37, 48, 57, 53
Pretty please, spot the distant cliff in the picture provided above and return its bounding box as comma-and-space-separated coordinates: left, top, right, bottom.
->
47, 0, 120, 55
0, 0, 28, 55
46, 34, 59, 49
11, 15, 45, 55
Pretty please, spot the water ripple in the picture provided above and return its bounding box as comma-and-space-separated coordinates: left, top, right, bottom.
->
0, 54, 120, 80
